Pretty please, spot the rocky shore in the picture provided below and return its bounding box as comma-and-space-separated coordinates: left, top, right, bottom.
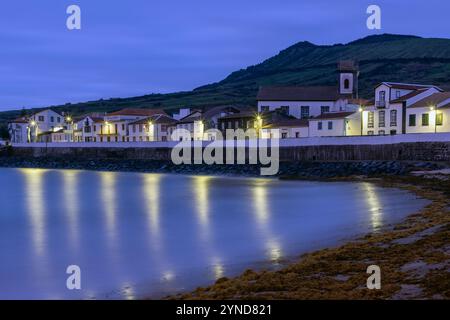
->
0, 156, 445, 178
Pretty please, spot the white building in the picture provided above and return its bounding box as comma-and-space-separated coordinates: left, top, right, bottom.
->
406, 92, 450, 134
127, 114, 177, 142
8, 109, 69, 143
362, 83, 442, 136
257, 61, 361, 119
309, 111, 361, 137
261, 118, 309, 139
173, 106, 241, 141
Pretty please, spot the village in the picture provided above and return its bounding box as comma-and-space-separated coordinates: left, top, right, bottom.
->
7, 61, 450, 145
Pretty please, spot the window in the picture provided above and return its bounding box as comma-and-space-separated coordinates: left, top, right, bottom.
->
301, 106, 310, 119
367, 130, 374, 135
295, 132, 300, 138
390, 110, 397, 126
57, 117, 61, 123
318, 122, 323, 130
396, 90, 401, 98
328, 121, 333, 130
422, 113, 429, 126
344, 79, 350, 89
368, 112, 374, 128
321, 106, 330, 114
409, 114, 416, 126
122, 124, 125, 131
378, 130, 385, 135
281, 132, 287, 139
390, 130, 397, 135
379, 91, 386, 102
379, 111, 385, 127
50, 116, 54, 122
38, 116, 44, 121
436, 113, 443, 126
279, 106, 289, 114
261, 106, 269, 112
115, 124, 118, 133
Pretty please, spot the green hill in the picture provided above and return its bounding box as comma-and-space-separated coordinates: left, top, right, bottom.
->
2, 33, 450, 137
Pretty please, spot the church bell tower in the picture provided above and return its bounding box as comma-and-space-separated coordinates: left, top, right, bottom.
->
338, 60, 359, 98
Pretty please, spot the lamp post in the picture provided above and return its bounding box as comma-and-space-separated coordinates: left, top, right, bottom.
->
254, 115, 263, 139
430, 106, 436, 133
29, 120, 37, 143
358, 106, 364, 136
66, 116, 74, 142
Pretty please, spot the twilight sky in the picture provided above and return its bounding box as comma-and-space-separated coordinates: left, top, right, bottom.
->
0, 0, 449, 111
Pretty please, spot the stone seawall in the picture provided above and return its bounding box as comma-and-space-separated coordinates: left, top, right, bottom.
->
3, 141, 450, 162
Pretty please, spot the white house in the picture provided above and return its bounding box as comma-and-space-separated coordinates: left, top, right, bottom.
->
362, 83, 442, 135
309, 111, 361, 137
8, 109, 68, 143
257, 61, 361, 119
127, 114, 177, 142
261, 118, 309, 139
406, 92, 450, 134
173, 106, 242, 141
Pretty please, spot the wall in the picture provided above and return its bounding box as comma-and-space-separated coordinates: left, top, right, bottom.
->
7, 132, 450, 162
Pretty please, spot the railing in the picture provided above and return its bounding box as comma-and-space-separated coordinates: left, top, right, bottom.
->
375, 100, 387, 108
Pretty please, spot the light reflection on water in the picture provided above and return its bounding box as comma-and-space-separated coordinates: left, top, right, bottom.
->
0, 168, 429, 299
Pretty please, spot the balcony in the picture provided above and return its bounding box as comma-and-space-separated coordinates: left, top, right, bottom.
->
375, 100, 387, 109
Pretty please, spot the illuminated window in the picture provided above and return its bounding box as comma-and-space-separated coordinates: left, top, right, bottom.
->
436, 113, 443, 126
422, 113, 429, 126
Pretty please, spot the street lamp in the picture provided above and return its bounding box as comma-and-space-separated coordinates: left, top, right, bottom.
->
65, 116, 74, 142
429, 106, 437, 133
28, 120, 37, 142
254, 114, 263, 138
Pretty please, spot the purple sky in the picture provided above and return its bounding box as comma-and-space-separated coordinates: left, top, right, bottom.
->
0, 0, 449, 111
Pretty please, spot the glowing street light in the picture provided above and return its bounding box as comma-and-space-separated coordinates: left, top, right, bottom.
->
359, 106, 364, 136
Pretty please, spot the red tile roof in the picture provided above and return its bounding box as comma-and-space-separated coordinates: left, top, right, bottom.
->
408, 92, 450, 109
379, 82, 442, 91
389, 89, 429, 104
128, 114, 177, 125
10, 117, 28, 124
311, 111, 356, 120
257, 86, 349, 101
263, 119, 309, 128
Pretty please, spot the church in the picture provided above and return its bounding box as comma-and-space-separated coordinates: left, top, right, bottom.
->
257, 60, 364, 119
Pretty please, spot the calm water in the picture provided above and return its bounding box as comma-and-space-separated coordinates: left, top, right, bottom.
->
0, 168, 428, 299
